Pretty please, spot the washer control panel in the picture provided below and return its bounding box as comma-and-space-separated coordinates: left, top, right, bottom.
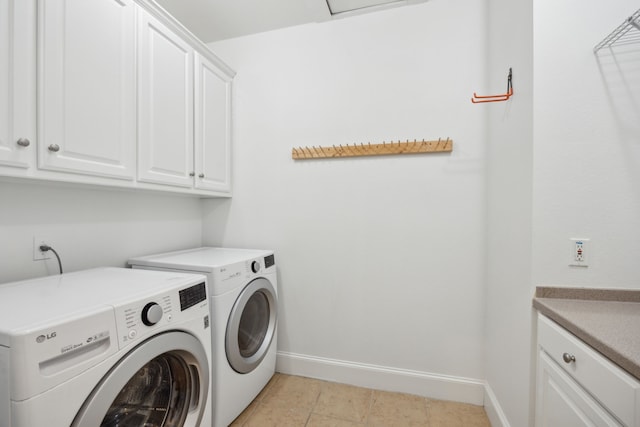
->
119, 294, 172, 346
179, 281, 206, 311
141, 302, 163, 326
115, 281, 207, 349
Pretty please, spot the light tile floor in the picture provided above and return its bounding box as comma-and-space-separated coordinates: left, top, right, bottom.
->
229, 373, 492, 427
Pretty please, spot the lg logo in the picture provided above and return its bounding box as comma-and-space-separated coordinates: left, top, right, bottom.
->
36, 332, 57, 343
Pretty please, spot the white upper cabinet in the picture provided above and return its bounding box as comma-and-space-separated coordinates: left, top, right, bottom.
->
0, 0, 233, 196
38, 0, 136, 180
137, 8, 195, 188
0, 0, 35, 172
194, 52, 232, 193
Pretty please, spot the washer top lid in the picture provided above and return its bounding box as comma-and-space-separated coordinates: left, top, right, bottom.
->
0, 267, 205, 343
128, 247, 274, 273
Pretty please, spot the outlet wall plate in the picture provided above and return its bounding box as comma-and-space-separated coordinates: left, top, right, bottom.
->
33, 236, 51, 261
569, 238, 589, 267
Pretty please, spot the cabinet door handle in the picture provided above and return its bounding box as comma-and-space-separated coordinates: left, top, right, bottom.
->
16, 138, 31, 147
48, 144, 60, 152
189, 172, 195, 177
198, 173, 205, 178
562, 353, 576, 364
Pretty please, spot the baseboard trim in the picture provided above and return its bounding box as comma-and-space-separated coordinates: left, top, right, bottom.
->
483, 383, 511, 427
276, 351, 485, 405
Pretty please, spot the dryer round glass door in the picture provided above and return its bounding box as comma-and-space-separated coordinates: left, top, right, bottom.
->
72, 331, 209, 427
226, 277, 277, 374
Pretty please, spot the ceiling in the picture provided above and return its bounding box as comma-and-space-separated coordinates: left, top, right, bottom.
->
153, 0, 428, 43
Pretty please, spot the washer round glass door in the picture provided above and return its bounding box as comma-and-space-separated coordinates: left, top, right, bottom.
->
72, 331, 209, 427
226, 277, 277, 374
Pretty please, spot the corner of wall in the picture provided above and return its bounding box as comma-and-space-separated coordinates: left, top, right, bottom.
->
484, 381, 511, 427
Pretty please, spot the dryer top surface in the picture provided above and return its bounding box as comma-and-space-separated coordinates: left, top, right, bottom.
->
128, 247, 274, 272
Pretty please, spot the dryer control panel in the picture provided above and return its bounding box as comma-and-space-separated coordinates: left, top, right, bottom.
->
245, 254, 276, 276
213, 254, 276, 295
264, 254, 275, 269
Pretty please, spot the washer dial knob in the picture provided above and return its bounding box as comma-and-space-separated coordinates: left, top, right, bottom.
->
251, 261, 261, 273
142, 302, 163, 326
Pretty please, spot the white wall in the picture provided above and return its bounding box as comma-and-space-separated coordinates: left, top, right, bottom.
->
2, 0, 634, 423
483, 0, 534, 425
533, 0, 640, 288
0, 181, 203, 283
203, 0, 489, 399
483, 1, 640, 426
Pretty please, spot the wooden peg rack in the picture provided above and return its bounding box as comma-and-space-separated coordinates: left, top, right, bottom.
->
292, 138, 452, 160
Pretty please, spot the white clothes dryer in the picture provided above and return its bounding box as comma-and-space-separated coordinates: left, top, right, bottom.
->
129, 247, 278, 427
0, 267, 211, 427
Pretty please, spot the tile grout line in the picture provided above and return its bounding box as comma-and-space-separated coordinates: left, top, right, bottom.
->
424, 396, 431, 426
303, 379, 325, 426
362, 389, 375, 427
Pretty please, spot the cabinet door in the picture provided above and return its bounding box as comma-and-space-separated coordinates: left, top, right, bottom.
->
137, 9, 194, 188
536, 351, 622, 427
194, 53, 232, 193
0, 0, 35, 171
38, 0, 136, 179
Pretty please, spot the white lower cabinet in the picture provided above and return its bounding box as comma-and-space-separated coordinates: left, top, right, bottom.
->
536, 314, 640, 427
537, 350, 622, 426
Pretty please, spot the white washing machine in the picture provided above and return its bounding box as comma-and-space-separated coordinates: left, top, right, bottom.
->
0, 267, 212, 427
129, 247, 278, 427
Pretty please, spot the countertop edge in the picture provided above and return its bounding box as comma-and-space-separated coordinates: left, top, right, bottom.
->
535, 286, 640, 302
533, 297, 640, 381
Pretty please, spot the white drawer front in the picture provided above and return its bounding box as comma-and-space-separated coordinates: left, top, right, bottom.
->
538, 314, 640, 427
537, 350, 622, 427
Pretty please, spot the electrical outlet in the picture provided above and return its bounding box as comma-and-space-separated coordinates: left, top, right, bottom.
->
33, 236, 51, 261
569, 238, 589, 267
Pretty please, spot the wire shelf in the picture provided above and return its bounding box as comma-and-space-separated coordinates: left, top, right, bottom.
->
594, 8, 640, 52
